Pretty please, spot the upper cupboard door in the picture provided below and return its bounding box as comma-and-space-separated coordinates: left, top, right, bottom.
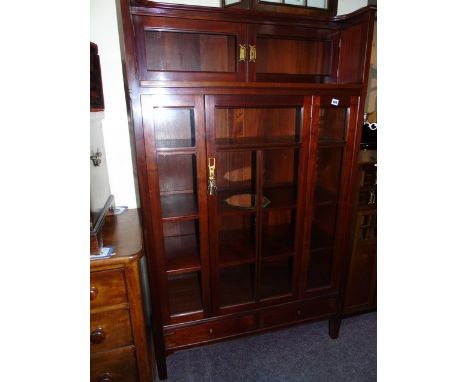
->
133, 16, 248, 82
250, 24, 340, 83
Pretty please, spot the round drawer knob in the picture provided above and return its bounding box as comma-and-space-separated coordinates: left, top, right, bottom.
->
90, 286, 98, 301
91, 328, 106, 344
297, 309, 302, 316
99, 374, 112, 382
209, 328, 213, 335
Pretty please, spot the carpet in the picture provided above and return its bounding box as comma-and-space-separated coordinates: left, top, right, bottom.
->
163, 312, 377, 381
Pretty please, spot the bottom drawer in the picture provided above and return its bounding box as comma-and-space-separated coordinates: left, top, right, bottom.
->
165, 314, 256, 349
91, 346, 137, 382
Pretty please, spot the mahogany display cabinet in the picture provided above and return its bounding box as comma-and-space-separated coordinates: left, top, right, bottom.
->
117, 1, 376, 379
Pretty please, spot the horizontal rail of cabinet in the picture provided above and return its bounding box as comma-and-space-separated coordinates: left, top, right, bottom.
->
162, 294, 337, 352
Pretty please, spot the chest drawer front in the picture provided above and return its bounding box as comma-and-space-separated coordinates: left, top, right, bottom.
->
165, 314, 256, 349
91, 346, 137, 382
90, 269, 127, 309
90, 309, 133, 353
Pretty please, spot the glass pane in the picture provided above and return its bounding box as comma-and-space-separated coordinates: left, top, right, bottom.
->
310, 204, 338, 250
307, 248, 333, 289
145, 30, 236, 73
317, 107, 348, 141
285, 0, 306, 5
218, 214, 256, 266
256, 37, 331, 75
313, 147, 344, 204
153, 107, 195, 148
163, 220, 200, 272
224, 194, 271, 210
307, 0, 327, 8
215, 107, 301, 145
262, 210, 295, 258
224, 0, 242, 4
157, 154, 198, 218
220, 264, 255, 307
167, 272, 202, 315
263, 149, 299, 207
260, 258, 293, 299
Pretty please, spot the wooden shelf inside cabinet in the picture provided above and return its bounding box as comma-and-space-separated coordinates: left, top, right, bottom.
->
156, 139, 195, 150
164, 234, 201, 274
259, 258, 293, 300
161, 194, 198, 220
219, 228, 255, 267
264, 185, 297, 210
261, 224, 295, 258
167, 272, 203, 316
216, 136, 300, 151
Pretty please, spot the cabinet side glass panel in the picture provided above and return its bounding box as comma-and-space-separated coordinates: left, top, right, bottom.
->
163, 220, 201, 273
157, 154, 198, 218
167, 272, 203, 316
145, 30, 236, 73
317, 107, 348, 141
153, 107, 195, 148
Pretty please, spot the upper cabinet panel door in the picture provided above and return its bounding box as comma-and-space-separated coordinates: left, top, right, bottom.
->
133, 16, 248, 82
249, 24, 340, 83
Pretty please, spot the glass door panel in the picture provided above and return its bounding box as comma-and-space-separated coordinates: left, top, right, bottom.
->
304, 96, 357, 294
153, 107, 195, 149
313, 147, 344, 204
259, 258, 293, 299
214, 106, 301, 147
135, 16, 247, 81
219, 264, 255, 307
317, 107, 348, 141
141, 95, 209, 323
206, 95, 309, 312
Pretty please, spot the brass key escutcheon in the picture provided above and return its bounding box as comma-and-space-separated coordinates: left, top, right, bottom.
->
208, 157, 217, 195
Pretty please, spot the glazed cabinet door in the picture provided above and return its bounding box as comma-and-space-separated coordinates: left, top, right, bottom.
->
301, 95, 359, 297
248, 24, 340, 83
133, 15, 248, 82
205, 95, 312, 315
140, 95, 210, 324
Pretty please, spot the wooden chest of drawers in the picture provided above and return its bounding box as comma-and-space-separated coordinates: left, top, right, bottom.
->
90, 210, 153, 382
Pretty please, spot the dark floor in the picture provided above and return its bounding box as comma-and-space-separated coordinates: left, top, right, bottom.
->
163, 312, 377, 381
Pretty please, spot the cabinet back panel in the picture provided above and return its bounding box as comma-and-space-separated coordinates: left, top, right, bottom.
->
215, 108, 299, 140
157, 154, 197, 193
256, 37, 332, 76
145, 31, 236, 73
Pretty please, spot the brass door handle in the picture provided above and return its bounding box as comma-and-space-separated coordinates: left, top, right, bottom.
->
249, 44, 256, 62
239, 44, 246, 62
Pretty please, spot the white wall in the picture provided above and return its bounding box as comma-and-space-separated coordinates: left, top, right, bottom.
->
91, 0, 138, 208
90, 0, 373, 208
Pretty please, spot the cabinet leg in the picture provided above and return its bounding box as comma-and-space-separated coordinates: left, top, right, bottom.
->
156, 354, 167, 380
328, 317, 341, 339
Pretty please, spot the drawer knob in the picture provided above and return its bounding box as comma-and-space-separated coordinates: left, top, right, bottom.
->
99, 374, 113, 382
90, 286, 98, 301
209, 328, 213, 335
90, 328, 106, 344
297, 309, 302, 316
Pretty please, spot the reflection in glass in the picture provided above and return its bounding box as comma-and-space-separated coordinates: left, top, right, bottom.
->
224, 194, 271, 210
